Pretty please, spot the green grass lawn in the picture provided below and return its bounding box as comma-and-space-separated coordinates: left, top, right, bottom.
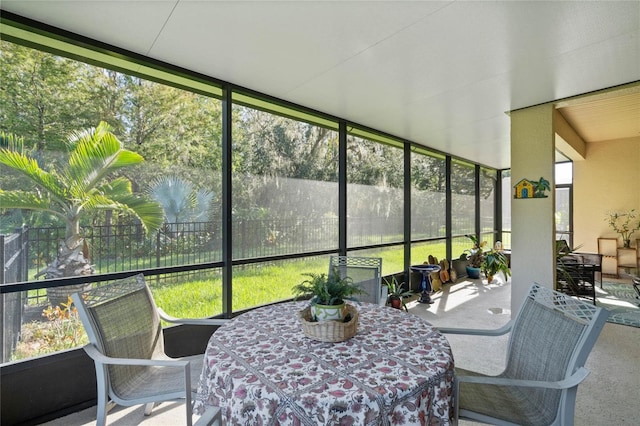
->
17, 242, 454, 360
152, 242, 448, 318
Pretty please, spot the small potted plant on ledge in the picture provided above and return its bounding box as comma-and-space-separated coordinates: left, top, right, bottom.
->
293, 269, 365, 321
481, 249, 511, 283
460, 234, 486, 279
383, 276, 412, 311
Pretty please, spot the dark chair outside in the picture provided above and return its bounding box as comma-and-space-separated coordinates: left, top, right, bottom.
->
72, 273, 227, 426
565, 250, 603, 288
329, 256, 386, 306
438, 283, 609, 426
556, 256, 597, 305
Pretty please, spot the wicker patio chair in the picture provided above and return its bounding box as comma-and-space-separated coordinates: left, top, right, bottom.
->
72, 273, 227, 426
329, 256, 386, 305
438, 283, 609, 426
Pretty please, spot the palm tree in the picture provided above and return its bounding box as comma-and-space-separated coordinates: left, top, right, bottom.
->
148, 175, 214, 244
148, 175, 214, 224
0, 121, 164, 306
533, 177, 550, 198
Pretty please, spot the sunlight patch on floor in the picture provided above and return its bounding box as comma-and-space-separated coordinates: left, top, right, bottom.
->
429, 280, 481, 312
488, 307, 511, 315
598, 298, 638, 308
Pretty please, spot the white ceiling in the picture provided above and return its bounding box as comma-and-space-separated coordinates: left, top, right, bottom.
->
2, 1, 639, 169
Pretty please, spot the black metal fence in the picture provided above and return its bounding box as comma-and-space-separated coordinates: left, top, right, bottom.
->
14, 216, 421, 304
1, 226, 29, 362
4, 212, 471, 279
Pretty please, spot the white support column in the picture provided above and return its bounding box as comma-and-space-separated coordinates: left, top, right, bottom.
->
510, 103, 556, 314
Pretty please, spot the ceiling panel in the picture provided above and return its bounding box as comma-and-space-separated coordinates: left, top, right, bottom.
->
151, 1, 447, 94
558, 91, 640, 143
1, 1, 177, 55
1, 0, 639, 169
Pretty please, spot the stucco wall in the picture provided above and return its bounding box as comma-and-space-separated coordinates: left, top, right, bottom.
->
511, 104, 556, 312
573, 136, 640, 253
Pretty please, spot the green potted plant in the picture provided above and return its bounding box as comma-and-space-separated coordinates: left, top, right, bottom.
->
383, 276, 412, 311
292, 269, 365, 321
605, 209, 640, 248
460, 234, 486, 279
481, 249, 511, 283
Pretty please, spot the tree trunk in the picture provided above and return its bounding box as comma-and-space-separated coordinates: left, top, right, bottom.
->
43, 239, 94, 307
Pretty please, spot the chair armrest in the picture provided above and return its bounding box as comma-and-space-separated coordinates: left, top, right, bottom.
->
437, 320, 514, 336
457, 367, 590, 390
83, 344, 190, 368
194, 407, 222, 426
379, 285, 388, 306
157, 308, 230, 326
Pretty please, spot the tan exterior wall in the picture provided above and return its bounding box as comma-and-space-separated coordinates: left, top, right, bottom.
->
573, 136, 640, 253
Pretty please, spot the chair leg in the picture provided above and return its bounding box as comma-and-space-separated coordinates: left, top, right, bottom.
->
95, 393, 108, 426
451, 377, 460, 425
94, 368, 110, 426
144, 401, 155, 416
194, 407, 222, 426
186, 401, 193, 426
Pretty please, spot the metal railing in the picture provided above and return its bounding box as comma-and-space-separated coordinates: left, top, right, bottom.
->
1, 226, 29, 362
11, 216, 434, 303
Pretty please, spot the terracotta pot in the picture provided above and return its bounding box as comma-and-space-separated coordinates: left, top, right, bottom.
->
389, 297, 402, 310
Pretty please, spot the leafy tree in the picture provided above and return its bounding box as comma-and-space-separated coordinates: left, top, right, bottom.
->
347, 137, 403, 188
232, 107, 339, 220
121, 76, 223, 171
235, 108, 338, 182
0, 122, 164, 304
0, 41, 94, 151
411, 153, 446, 192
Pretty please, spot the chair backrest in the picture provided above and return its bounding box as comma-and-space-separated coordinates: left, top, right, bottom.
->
555, 239, 571, 255
573, 252, 602, 268
329, 256, 382, 304
503, 283, 608, 425
72, 274, 165, 398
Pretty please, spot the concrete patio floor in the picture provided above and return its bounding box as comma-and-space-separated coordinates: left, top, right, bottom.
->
40, 278, 638, 425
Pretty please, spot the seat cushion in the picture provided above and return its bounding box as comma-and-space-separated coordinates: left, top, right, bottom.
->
112, 354, 204, 401
458, 368, 557, 426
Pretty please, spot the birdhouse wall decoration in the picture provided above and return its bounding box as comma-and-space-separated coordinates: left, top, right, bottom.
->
514, 177, 550, 199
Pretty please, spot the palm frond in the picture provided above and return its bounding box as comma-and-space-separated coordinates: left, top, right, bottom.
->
66, 122, 143, 191
66, 121, 110, 150
192, 189, 215, 221
0, 149, 67, 198
108, 193, 164, 234
1, 132, 26, 153
0, 190, 64, 220
96, 177, 133, 197
148, 176, 196, 223
79, 183, 163, 235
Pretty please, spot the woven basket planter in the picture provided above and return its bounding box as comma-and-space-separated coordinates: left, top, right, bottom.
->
299, 304, 359, 343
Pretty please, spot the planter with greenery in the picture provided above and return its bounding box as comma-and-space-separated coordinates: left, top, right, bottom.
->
605, 209, 640, 248
481, 249, 511, 283
383, 276, 412, 311
292, 269, 365, 321
460, 234, 486, 279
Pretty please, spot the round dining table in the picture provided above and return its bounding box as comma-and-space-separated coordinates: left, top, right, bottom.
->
194, 301, 454, 425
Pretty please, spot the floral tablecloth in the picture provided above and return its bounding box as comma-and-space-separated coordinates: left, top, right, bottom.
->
194, 301, 454, 425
